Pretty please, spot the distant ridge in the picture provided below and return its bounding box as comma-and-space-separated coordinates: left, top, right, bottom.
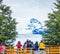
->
26, 18, 46, 34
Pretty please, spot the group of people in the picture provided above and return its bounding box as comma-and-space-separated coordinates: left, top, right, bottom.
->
16, 40, 46, 54
0, 40, 46, 54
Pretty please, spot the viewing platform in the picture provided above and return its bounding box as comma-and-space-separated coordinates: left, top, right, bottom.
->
0, 45, 60, 54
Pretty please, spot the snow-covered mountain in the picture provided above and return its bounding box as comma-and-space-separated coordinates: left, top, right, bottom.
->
26, 18, 46, 34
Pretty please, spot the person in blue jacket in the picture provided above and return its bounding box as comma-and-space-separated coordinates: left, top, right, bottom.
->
34, 41, 39, 54
34, 41, 39, 51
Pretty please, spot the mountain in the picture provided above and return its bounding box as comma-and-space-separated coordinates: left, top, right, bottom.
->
26, 18, 46, 34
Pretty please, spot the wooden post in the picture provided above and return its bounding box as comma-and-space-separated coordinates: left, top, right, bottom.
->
48, 47, 49, 54
59, 46, 60, 54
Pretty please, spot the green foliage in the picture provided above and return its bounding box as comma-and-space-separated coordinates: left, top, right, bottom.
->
0, 0, 17, 46
43, 0, 60, 45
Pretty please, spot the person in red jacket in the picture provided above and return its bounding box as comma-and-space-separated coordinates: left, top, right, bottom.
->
16, 41, 22, 54
16, 41, 22, 48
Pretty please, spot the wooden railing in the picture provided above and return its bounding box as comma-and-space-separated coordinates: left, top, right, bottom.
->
0, 45, 60, 54
5, 48, 34, 54
45, 45, 60, 54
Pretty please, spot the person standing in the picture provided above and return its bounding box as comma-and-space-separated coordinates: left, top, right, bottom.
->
34, 41, 39, 51
34, 41, 39, 54
23, 42, 27, 54
0, 43, 6, 54
16, 41, 22, 49
39, 41, 46, 54
16, 41, 22, 54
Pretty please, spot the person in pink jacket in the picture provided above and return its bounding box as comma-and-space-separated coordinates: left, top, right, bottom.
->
0, 45, 2, 53
0, 43, 6, 54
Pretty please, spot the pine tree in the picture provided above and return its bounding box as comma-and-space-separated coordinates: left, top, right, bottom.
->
43, 0, 60, 45
0, 0, 17, 46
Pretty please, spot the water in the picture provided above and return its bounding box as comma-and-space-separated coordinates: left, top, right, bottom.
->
14, 34, 42, 46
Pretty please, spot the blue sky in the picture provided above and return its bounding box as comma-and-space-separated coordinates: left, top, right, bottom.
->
3, 0, 55, 34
